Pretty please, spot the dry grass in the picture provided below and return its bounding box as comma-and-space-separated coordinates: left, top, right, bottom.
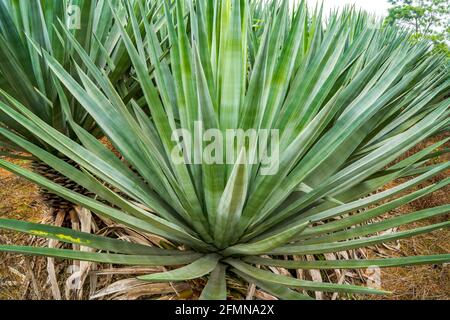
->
365, 134, 450, 300
0, 158, 52, 299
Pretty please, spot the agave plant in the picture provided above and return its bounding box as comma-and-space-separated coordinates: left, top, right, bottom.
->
0, 0, 162, 210
0, 0, 449, 300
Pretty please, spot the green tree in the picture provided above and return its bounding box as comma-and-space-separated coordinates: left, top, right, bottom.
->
385, 0, 450, 57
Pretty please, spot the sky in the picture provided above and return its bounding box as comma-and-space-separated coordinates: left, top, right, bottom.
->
305, 0, 391, 17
